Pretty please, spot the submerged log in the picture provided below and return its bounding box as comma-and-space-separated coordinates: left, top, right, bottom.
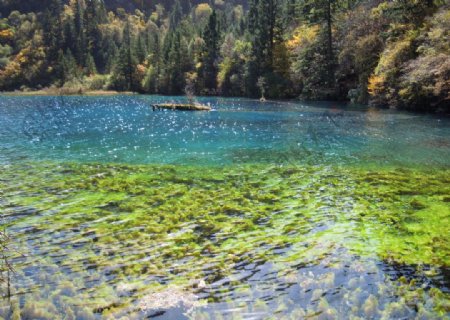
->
152, 103, 212, 111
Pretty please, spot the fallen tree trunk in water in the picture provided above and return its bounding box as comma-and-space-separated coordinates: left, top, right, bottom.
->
152, 104, 211, 111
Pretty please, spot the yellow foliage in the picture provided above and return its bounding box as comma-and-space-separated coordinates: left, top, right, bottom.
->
374, 36, 414, 77
367, 75, 385, 96
370, 2, 390, 19
287, 25, 319, 51
398, 88, 410, 98
217, 57, 232, 88
0, 59, 21, 82
195, 3, 212, 20
150, 12, 159, 23
136, 64, 146, 76
0, 29, 14, 41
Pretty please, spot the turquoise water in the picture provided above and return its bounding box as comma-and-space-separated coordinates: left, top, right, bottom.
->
0, 96, 449, 319
0, 96, 448, 166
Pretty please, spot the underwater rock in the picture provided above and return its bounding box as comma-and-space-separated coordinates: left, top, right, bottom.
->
319, 272, 335, 289
311, 289, 324, 301
381, 301, 408, 320
362, 294, 379, 318
191, 279, 207, 290
289, 308, 306, 319
63, 306, 75, 320
75, 307, 95, 320
21, 300, 57, 320
58, 281, 76, 297
348, 278, 359, 290
252, 299, 269, 313
139, 286, 204, 313
318, 308, 338, 320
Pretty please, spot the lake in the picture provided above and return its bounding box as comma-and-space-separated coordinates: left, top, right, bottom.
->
0, 96, 449, 319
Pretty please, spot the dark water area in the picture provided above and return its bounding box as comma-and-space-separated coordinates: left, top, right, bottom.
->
0, 96, 449, 319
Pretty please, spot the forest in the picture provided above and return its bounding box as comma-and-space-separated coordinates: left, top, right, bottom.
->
0, 0, 448, 112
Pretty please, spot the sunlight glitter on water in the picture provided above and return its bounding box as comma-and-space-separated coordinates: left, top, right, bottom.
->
0, 96, 448, 167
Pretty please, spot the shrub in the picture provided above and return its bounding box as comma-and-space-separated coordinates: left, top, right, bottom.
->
399, 54, 450, 112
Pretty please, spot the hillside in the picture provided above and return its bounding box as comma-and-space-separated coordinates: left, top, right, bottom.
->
0, 0, 448, 112
0, 0, 247, 16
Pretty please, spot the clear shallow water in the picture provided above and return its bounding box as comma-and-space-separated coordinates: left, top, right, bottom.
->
0, 96, 449, 319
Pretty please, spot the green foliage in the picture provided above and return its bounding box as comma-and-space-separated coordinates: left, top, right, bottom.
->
110, 20, 139, 91
198, 10, 219, 94
291, 27, 333, 99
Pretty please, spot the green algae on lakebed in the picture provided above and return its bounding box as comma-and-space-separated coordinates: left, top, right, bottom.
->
0, 161, 449, 319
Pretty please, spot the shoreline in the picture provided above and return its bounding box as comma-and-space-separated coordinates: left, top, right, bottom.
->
0, 89, 136, 96
1, 90, 448, 115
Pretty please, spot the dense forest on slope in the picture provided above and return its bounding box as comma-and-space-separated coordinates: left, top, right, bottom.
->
0, 0, 448, 111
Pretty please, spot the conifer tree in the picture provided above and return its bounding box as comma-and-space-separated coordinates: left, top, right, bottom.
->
73, 0, 87, 66
42, 0, 63, 65
57, 49, 79, 85
85, 53, 97, 75
199, 10, 219, 92
246, 0, 282, 96
297, 0, 335, 88
169, 0, 183, 30
111, 20, 138, 91
135, 35, 147, 63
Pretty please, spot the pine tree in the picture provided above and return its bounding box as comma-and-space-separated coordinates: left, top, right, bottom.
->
42, 0, 63, 63
246, 0, 283, 97
297, 0, 335, 88
111, 20, 138, 91
73, 0, 87, 66
169, 0, 183, 30
135, 34, 147, 63
285, 0, 297, 23
199, 10, 219, 92
85, 53, 97, 75
57, 49, 79, 85
84, 0, 108, 72
246, 0, 261, 96
167, 30, 184, 94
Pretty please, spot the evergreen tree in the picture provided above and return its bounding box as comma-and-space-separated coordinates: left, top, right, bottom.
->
285, 0, 297, 26
297, 0, 335, 88
135, 34, 147, 63
245, 0, 261, 96
246, 0, 282, 97
73, 0, 87, 66
84, 0, 108, 71
42, 0, 63, 65
63, 17, 77, 59
169, 0, 183, 30
199, 10, 219, 92
111, 20, 138, 91
85, 53, 97, 75
57, 49, 79, 85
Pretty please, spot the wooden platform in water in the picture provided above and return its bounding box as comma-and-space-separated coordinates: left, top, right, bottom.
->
152, 103, 212, 111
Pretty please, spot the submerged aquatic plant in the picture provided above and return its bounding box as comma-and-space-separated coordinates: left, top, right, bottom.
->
0, 161, 448, 318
